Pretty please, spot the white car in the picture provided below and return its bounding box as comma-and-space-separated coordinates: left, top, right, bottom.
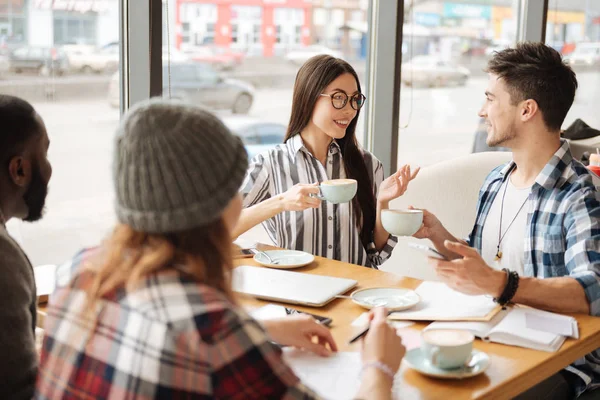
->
285, 45, 342, 65
565, 42, 600, 66
63, 44, 119, 73
401, 55, 470, 87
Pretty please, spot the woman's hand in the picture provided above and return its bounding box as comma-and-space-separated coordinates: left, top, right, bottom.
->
360, 307, 405, 372
262, 314, 338, 357
279, 183, 322, 212
377, 165, 420, 205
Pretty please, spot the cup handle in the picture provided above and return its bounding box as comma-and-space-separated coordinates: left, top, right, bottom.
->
310, 186, 326, 200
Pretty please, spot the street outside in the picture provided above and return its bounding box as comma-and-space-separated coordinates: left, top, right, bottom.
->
5, 70, 600, 267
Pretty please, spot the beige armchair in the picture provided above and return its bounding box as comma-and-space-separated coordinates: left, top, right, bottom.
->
381, 152, 512, 280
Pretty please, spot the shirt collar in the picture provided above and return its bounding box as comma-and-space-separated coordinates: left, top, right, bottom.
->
499, 139, 573, 190
287, 134, 342, 157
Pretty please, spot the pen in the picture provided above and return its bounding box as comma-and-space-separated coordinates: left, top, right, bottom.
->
348, 324, 370, 344
348, 310, 393, 344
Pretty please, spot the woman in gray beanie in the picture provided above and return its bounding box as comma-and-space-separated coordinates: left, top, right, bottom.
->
35, 99, 404, 399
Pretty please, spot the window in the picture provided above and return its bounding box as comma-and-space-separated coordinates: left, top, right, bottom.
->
164, 0, 371, 164
232, 24, 238, 43
398, 0, 518, 168
546, 0, 600, 138
5, 1, 120, 266
53, 12, 98, 45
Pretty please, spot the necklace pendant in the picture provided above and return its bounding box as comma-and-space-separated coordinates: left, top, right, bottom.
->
495, 250, 503, 261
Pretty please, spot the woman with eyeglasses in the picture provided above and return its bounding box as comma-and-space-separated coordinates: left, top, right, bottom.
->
234, 55, 419, 268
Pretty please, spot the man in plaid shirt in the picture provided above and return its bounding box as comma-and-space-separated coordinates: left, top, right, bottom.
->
414, 43, 600, 399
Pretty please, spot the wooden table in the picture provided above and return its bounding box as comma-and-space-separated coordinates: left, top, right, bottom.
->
37, 249, 600, 399
236, 251, 600, 400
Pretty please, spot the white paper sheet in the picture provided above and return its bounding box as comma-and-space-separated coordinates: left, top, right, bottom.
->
282, 349, 402, 400
389, 281, 498, 321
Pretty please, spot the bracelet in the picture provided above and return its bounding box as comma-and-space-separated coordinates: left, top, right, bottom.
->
493, 268, 519, 307
360, 361, 395, 380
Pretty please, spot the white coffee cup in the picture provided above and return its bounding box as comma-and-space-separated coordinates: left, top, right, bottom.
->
421, 329, 474, 369
315, 179, 358, 204
381, 209, 423, 236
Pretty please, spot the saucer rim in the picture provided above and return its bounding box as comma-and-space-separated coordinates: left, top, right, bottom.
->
253, 250, 315, 269
350, 287, 420, 311
403, 347, 490, 379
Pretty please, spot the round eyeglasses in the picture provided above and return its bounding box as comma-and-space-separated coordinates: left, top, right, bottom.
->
319, 91, 366, 110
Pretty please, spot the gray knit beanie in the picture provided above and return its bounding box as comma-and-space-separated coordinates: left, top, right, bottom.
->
113, 99, 248, 233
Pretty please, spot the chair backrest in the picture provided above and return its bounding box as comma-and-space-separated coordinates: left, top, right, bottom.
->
381, 151, 512, 280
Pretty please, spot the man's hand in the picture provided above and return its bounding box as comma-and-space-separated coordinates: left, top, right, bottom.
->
429, 240, 506, 297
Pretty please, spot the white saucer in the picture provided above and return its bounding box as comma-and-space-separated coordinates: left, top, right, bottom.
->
350, 287, 420, 311
253, 250, 315, 269
403, 348, 490, 379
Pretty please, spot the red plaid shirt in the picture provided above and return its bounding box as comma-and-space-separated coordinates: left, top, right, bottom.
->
35, 248, 320, 399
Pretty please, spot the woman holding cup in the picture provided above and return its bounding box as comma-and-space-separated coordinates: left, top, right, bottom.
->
235, 55, 418, 268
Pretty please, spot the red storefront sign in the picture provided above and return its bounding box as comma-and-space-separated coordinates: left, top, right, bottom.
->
175, 0, 312, 57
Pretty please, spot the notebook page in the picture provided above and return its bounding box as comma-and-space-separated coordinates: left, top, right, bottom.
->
425, 308, 510, 338
282, 349, 402, 400
489, 307, 564, 352
389, 281, 498, 321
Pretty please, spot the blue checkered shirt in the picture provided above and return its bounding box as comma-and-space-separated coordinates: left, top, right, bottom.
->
468, 140, 600, 396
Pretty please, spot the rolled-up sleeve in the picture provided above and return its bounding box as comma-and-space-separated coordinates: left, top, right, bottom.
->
368, 158, 398, 266
564, 188, 600, 316
240, 154, 271, 208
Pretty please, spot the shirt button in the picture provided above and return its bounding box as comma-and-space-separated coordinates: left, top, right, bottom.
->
328, 245, 333, 249
328, 216, 333, 221
329, 160, 333, 164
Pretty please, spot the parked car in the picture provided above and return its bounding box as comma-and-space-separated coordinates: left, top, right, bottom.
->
63, 44, 118, 73
401, 55, 470, 87
0, 36, 24, 56
285, 45, 342, 65
565, 42, 600, 66
9, 46, 70, 76
108, 62, 254, 113
221, 116, 286, 159
183, 46, 244, 70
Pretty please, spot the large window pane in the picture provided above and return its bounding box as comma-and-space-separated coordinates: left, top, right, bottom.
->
4, 0, 120, 266
398, 0, 519, 167
547, 0, 600, 151
162, 0, 370, 158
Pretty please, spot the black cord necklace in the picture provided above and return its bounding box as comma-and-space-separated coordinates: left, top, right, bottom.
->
495, 175, 529, 261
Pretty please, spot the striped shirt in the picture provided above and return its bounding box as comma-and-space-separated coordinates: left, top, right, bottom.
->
469, 140, 600, 397
241, 134, 397, 268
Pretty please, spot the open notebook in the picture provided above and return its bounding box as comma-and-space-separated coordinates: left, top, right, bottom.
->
425, 306, 579, 352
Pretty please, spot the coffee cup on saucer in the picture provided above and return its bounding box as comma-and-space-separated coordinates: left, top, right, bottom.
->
315, 179, 357, 204
381, 209, 423, 236
421, 329, 474, 369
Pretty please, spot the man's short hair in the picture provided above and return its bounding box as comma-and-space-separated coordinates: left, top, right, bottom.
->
486, 42, 578, 132
0, 95, 42, 167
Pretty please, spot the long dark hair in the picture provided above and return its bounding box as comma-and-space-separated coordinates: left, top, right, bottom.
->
285, 55, 376, 249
